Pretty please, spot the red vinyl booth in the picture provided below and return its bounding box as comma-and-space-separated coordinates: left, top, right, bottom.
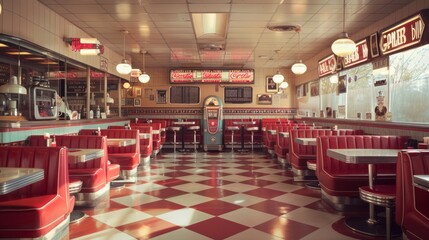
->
79, 129, 140, 182
0, 146, 74, 239
109, 125, 153, 161
27, 135, 119, 206
316, 135, 408, 210
131, 123, 161, 156
396, 150, 429, 240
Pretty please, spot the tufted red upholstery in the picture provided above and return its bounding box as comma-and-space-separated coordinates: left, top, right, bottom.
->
151, 120, 167, 145
289, 129, 336, 171
27, 135, 118, 193
263, 124, 286, 153
0, 146, 74, 238
131, 123, 161, 154
79, 129, 140, 172
317, 135, 408, 198
129, 125, 153, 159
396, 150, 429, 240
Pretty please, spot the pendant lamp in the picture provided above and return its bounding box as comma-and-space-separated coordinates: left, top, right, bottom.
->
273, 50, 285, 84
138, 50, 150, 83
331, 0, 356, 57
116, 30, 132, 75
291, 28, 307, 75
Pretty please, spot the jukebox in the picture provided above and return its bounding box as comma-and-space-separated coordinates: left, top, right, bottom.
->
203, 95, 223, 151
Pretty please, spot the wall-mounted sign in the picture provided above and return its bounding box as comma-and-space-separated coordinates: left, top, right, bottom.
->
65, 38, 104, 55
224, 86, 253, 103
47, 71, 109, 79
318, 54, 337, 77
343, 39, 369, 68
379, 11, 427, 55
170, 69, 254, 84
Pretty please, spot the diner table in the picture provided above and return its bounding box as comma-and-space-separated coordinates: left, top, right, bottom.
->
139, 133, 151, 139
232, 121, 256, 153
279, 132, 289, 138
294, 137, 317, 146
106, 138, 136, 147
68, 149, 105, 163
172, 121, 195, 152
0, 167, 44, 195
413, 175, 429, 190
327, 148, 401, 237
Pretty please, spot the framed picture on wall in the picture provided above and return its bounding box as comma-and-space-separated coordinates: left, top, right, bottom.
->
370, 32, 379, 58
257, 94, 272, 105
266, 76, 278, 93
156, 90, 167, 104
134, 98, 141, 106
134, 87, 142, 97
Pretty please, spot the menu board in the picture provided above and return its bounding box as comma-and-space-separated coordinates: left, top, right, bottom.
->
224, 87, 252, 104
170, 69, 254, 84
170, 86, 200, 104
66, 80, 101, 94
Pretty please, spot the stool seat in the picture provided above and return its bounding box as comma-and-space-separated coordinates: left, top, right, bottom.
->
188, 126, 200, 131
307, 160, 317, 171
69, 178, 83, 194
359, 185, 396, 207
227, 126, 240, 131
168, 126, 181, 131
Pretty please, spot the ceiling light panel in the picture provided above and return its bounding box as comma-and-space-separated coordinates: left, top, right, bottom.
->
192, 13, 229, 40
188, 4, 231, 12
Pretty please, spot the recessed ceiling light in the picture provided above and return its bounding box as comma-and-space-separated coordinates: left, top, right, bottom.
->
26, 57, 45, 61
6, 51, 32, 55
0, 43, 8, 47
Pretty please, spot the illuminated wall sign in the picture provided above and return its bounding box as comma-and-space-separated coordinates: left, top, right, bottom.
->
170, 69, 254, 84
47, 71, 108, 79
318, 54, 337, 77
65, 38, 105, 55
343, 39, 369, 68
379, 11, 427, 55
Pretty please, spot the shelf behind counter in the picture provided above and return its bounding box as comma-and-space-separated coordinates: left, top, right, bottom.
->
0, 118, 129, 144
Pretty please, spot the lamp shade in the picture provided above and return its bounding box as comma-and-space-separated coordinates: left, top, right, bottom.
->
291, 61, 307, 75
273, 71, 284, 84
279, 81, 289, 89
331, 33, 356, 57
138, 72, 150, 83
330, 75, 339, 84
123, 82, 131, 89
0, 76, 27, 95
116, 59, 132, 75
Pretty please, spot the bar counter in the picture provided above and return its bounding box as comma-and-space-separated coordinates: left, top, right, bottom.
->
0, 118, 129, 144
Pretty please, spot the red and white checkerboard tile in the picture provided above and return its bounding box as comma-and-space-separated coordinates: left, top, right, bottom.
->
69, 152, 400, 240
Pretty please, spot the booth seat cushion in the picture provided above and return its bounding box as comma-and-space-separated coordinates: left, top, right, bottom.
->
317, 135, 408, 197
0, 146, 73, 238
69, 168, 106, 192
109, 152, 140, 170
107, 163, 120, 182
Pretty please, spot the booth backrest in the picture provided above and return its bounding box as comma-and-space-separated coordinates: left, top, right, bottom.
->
290, 129, 335, 157
79, 129, 140, 155
27, 135, 108, 173
317, 135, 409, 176
108, 125, 127, 129
396, 150, 429, 239
0, 146, 69, 198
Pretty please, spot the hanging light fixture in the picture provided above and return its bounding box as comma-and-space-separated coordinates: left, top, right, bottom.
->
116, 30, 132, 75
291, 28, 307, 75
123, 82, 131, 89
279, 81, 289, 89
331, 0, 356, 57
138, 50, 150, 83
273, 50, 284, 84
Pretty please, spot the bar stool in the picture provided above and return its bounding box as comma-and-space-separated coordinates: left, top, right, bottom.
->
69, 178, 84, 223
359, 184, 399, 240
245, 126, 259, 152
168, 126, 181, 152
226, 126, 240, 151
187, 125, 200, 152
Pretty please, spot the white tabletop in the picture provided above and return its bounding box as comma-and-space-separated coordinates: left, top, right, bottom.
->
294, 138, 317, 146
107, 138, 137, 147
233, 121, 256, 125
267, 130, 277, 135
68, 149, 105, 163
172, 121, 195, 125
414, 175, 429, 190
0, 167, 44, 195
327, 149, 399, 164
279, 132, 289, 138
139, 133, 151, 139
152, 129, 161, 134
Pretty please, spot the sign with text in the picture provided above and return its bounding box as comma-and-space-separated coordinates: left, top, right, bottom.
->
170, 69, 254, 84
343, 39, 369, 68
318, 54, 337, 77
47, 71, 108, 79
379, 11, 427, 55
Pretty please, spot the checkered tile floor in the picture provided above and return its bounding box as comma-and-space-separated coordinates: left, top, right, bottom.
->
69, 151, 403, 240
